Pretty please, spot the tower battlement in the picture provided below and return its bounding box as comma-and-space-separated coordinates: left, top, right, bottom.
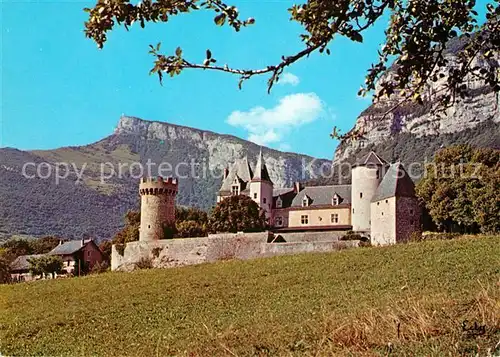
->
139, 177, 177, 241
139, 176, 178, 196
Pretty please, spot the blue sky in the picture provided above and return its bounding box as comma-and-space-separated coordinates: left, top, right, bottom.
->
1, 1, 486, 159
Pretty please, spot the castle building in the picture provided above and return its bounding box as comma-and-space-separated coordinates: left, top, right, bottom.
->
217, 151, 421, 245
139, 177, 178, 241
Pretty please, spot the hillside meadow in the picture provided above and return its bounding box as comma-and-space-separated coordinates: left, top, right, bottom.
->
1, 235, 499, 356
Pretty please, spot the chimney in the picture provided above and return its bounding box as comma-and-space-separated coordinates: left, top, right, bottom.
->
223, 167, 229, 179
294, 182, 302, 193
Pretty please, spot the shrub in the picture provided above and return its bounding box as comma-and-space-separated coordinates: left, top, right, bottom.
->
409, 231, 423, 242
135, 257, 153, 269
209, 195, 266, 233
151, 247, 162, 258
423, 232, 461, 241
175, 220, 207, 238
115, 244, 125, 256
359, 241, 372, 248
90, 260, 109, 274
340, 233, 364, 241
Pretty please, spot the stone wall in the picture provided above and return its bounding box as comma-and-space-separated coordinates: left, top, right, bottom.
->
276, 231, 347, 243
111, 231, 359, 272
370, 197, 397, 246
395, 196, 421, 243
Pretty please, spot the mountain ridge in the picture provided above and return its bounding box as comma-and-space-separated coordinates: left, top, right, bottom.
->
0, 116, 331, 241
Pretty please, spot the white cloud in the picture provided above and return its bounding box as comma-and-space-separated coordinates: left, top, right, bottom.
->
227, 93, 324, 149
278, 72, 300, 86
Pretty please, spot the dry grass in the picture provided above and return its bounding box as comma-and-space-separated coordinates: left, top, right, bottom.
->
1, 235, 499, 356
309, 284, 500, 356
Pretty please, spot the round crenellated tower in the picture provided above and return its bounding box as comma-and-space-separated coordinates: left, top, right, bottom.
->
139, 176, 178, 242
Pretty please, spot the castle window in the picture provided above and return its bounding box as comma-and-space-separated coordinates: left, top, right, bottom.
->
382, 212, 384, 216
276, 197, 282, 208
231, 185, 239, 196
253, 193, 257, 199
331, 214, 339, 224
87, 251, 91, 257
148, 225, 151, 229
275, 217, 283, 227
352, 208, 355, 214
377, 202, 380, 206
332, 195, 339, 205
301, 215, 309, 225
263, 198, 267, 204
360, 192, 363, 199
302, 197, 309, 207
376, 170, 380, 179
385, 200, 388, 203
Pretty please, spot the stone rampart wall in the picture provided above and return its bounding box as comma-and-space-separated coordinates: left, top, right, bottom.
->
111, 231, 359, 271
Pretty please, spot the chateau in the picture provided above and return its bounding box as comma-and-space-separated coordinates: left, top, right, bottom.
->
218, 151, 421, 245
111, 150, 422, 271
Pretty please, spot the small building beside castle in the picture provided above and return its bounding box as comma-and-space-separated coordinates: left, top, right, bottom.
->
217, 150, 421, 245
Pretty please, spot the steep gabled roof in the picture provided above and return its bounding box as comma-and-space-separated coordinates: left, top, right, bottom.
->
48, 239, 93, 256
272, 188, 296, 208
354, 151, 388, 167
251, 150, 272, 183
371, 162, 416, 202
10, 254, 45, 271
219, 156, 253, 193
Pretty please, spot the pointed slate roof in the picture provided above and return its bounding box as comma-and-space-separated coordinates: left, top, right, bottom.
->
272, 188, 296, 208
251, 149, 272, 183
354, 151, 388, 167
219, 156, 254, 193
371, 162, 416, 202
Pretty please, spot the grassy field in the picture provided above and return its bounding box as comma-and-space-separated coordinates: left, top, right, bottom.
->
1, 236, 499, 356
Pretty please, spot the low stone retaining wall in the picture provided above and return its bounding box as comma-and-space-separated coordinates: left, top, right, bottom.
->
276, 231, 347, 243
111, 231, 359, 271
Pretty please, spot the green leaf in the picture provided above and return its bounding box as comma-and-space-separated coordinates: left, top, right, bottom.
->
351, 32, 363, 43
214, 13, 226, 26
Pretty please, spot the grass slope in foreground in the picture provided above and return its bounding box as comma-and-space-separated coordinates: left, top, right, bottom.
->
1, 236, 499, 356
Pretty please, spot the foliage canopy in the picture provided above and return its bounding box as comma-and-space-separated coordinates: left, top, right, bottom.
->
27, 255, 64, 278
208, 195, 267, 233
416, 145, 500, 234
84, 0, 500, 126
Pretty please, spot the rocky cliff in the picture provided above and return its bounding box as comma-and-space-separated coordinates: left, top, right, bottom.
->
334, 37, 500, 166
0, 117, 330, 240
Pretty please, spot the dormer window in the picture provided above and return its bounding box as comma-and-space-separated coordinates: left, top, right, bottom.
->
332, 194, 340, 205
231, 185, 239, 196
276, 197, 283, 208
302, 196, 309, 207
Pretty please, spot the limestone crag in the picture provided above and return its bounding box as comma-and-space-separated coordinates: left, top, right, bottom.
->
335, 37, 500, 165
